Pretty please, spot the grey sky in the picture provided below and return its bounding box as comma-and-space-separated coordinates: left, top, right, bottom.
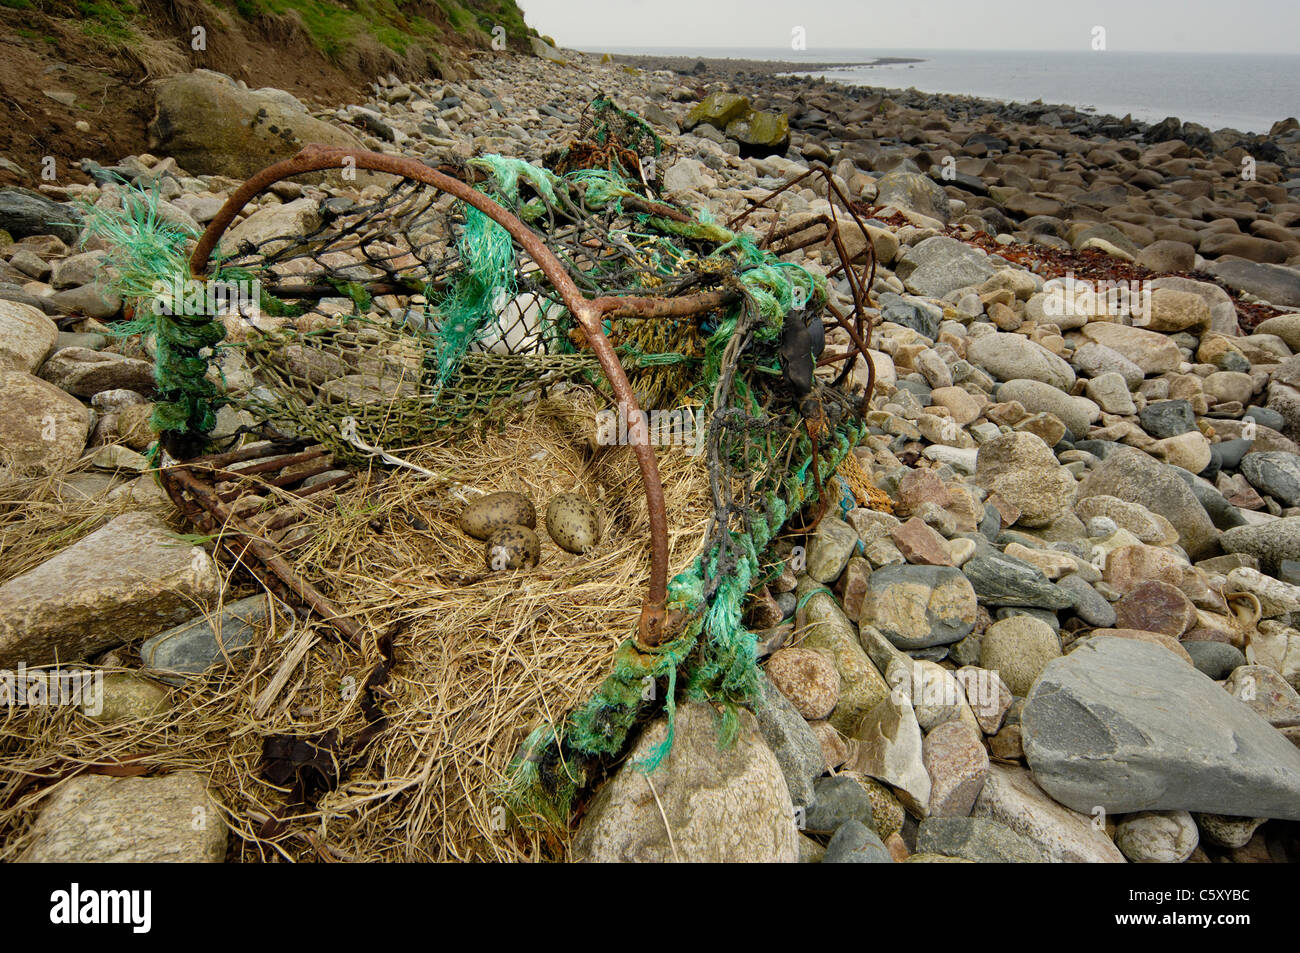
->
519, 0, 1300, 54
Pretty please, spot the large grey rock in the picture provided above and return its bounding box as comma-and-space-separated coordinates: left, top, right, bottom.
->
1221, 517, 1300, 575
1076, 447, 1219, 559
969, 335, 1076, 390
0, 369, 90, 477
972, 764, 1125, 862
0, 512, 221, 666
752, 674, 824, 809
857, 564, 977, 649
572, 702, 798, 862
140, 594, 270, 681
1022, 636, 1300, 820
0, 300, 58, 372
19, 770, 227, 862
149, 70, 380, 182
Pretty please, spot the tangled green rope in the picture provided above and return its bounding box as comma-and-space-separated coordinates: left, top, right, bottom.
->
75, 180, 227, 459
80, 114, 868, 841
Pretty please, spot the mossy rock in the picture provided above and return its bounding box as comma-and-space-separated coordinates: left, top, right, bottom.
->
683, 92, 750, 132
725, 109, 790, 157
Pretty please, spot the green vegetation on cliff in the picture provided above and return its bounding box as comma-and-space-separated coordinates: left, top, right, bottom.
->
7, 0, 537, 66
222, 0, 537, 59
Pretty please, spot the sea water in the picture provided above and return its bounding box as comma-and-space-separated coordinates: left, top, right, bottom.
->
603, 47, 1300, 135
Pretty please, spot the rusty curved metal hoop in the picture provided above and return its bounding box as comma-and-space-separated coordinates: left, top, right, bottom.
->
187, 145, 877, 648
189, 144, 750, 645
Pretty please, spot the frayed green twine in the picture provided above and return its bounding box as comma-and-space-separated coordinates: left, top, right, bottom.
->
75, 178, 226, 457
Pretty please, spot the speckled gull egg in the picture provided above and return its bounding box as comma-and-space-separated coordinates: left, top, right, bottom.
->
459, 491, 536, 541
544, 493, 601, 554
485, 524, 541, 570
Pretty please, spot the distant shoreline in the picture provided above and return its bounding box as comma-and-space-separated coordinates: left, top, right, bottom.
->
605, 52, 926, 76
607, 50, 1294, 135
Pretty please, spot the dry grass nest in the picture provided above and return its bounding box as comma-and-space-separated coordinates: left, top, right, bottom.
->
0, 389, 713, 862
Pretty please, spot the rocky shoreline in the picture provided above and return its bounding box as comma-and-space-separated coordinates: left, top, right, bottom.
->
621, 51, 1297, 147
1, 44, 1299, 863
609, 52, 926, 77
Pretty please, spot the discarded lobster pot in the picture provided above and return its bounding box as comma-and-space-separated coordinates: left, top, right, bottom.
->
126, 96, 881, 832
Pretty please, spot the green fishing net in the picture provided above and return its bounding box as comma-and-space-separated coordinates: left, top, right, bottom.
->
88, 98, 874, 837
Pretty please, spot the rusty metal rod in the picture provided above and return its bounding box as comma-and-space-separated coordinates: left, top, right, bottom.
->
160, 468, 345, 639
165, 464, 364, 644
189, 145, 677, 644
197, 447, 331, 483
184, 440, 297, 469
591, 289, 737, 319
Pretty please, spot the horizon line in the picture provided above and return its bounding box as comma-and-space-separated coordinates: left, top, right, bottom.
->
578, 45, 1300, 57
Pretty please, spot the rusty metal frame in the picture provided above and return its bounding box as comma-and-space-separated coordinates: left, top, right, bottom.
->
726, 162, 879, 406
161, 442, 363, 643
171, 144, 876, 647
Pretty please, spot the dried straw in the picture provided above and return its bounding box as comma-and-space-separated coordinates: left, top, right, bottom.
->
0, 389, 711, 862
0, 469, 147, 584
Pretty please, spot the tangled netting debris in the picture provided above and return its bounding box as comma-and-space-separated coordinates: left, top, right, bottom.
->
77, 95, 882, 843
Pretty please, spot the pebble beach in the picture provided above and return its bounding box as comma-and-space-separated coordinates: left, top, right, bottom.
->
2, 41, 1300, 865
